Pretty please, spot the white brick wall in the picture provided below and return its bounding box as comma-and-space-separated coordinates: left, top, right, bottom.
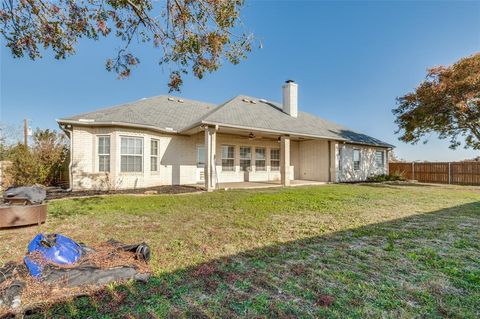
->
70, 126, 197, 190
336, 144, 388, 182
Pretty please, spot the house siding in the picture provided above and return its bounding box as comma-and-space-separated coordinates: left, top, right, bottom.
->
69, 126, 388, 190
336, 144, 388, 182
69, 128, 299, 190
298, 140, 331, 182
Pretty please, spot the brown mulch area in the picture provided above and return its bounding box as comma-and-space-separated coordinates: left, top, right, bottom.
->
46, 185, 202, 200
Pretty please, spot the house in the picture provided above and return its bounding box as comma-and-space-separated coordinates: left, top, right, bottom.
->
57, 81, 394, 191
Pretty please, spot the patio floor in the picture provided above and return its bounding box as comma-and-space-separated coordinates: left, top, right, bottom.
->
216, 180, 327, 190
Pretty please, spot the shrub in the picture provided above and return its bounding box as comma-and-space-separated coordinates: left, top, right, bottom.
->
388, 171, 406, 181
367, 172, 405, 183
5, 144, 39, 186
4, 129, 68, 187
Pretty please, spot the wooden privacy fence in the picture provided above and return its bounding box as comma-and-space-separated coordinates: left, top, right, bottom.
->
389, 162, 480, 186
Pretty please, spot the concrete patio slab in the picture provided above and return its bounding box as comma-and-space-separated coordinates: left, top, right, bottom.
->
216, 180, 327, 190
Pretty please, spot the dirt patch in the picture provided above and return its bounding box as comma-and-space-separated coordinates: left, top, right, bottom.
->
316, 295, 336, 308
46, 185, 201, 200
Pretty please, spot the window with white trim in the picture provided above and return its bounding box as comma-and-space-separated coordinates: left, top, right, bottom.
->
353, 148, 361, 170
98, 136, 110, 172
221, 145, 234, 171
375, 150, 384, 168
197, 145, 205, 168
120, 136, 143, 172
240, 147, 251, 171
255, 148, 266, 171
151, 139, 159, 172
270, 148, 280, 171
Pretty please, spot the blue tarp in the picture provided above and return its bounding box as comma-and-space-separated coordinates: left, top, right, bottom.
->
24, 233, 83, 277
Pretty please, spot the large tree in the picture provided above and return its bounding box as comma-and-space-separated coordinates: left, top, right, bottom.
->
0, 0, 252, 91
393, 53, 480, 150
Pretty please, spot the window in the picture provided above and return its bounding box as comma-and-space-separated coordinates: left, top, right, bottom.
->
120, 136, 143, 172
221, 145, 234, 171
240, 147, 251, 171
98, 136, 110, 172
375, 150, 384, 168
255, 148, 266, 171
151, 139, 159, 172
353, 149, 361, 170
197, 145, 205, 167
270, 148, 280, 171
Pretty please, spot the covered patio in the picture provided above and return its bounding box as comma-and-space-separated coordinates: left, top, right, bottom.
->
200, 124, 337, 192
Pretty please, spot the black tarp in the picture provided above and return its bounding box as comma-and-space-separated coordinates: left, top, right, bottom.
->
4, 186, 47, 204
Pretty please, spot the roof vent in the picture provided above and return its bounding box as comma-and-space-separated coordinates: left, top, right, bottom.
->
259, 99, 267, 103
250, 100, 257, 104
168, 97, 175, 101
242, 98, 250, 103
177, 99, 184, 103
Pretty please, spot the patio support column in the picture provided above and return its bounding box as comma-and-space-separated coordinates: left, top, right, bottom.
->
280, 136, 290, 186
204, 125, 217, 191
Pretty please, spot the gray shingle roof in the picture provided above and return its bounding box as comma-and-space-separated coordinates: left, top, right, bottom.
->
58, 94, 393, 148
59, 95, 215, 132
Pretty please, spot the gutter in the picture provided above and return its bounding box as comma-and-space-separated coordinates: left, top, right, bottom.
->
56, 119, 179, 135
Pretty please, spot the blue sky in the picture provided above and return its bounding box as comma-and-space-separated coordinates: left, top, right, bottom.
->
1, 0, 479, 161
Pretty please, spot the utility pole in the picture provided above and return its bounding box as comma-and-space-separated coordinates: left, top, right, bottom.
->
24, 118, 28, 147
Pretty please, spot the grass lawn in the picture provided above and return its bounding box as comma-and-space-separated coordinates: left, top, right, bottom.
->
1, 183, 479, 318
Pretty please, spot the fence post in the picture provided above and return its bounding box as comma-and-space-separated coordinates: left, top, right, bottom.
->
412, 162, 415, 180
448, 162, 451, 184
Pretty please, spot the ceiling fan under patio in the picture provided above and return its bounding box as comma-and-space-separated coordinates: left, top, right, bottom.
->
248, 133, 263, 140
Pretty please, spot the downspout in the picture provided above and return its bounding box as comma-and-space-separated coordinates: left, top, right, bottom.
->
59, 124, 74, 192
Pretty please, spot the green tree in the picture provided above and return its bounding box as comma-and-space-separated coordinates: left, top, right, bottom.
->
0, 0, 253, 91
393, 53, 480, 150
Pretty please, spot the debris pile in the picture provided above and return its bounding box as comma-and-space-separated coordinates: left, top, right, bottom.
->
0, 233, 151, 314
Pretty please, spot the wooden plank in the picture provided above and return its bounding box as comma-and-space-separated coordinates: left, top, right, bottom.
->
388, 162, 480, 186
